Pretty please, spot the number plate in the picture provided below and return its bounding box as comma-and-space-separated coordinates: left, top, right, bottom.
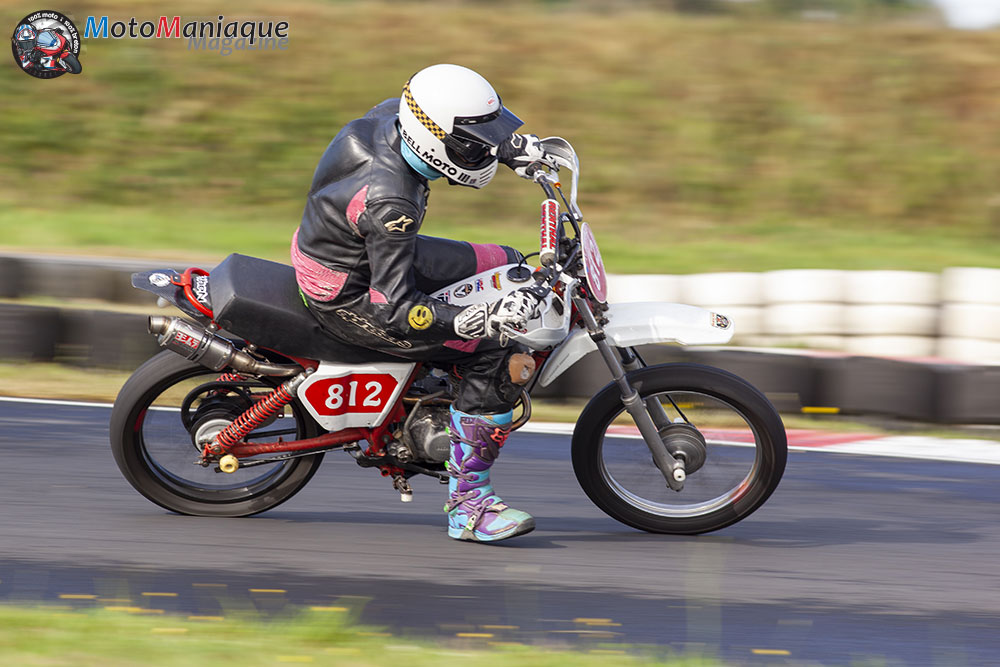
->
580, 222, 608, 304
297, 362, 416, 431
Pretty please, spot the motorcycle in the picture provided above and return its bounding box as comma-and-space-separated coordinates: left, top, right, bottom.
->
110, 138, 787, 535
18, 29, 81, 74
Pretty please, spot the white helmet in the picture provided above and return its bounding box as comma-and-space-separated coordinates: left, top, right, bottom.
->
398, 64, 523, 188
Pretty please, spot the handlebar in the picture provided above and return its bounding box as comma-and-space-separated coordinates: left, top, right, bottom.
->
532, 137, 583, 277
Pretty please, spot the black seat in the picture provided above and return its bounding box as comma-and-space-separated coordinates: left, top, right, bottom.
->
208, 254, 401, 363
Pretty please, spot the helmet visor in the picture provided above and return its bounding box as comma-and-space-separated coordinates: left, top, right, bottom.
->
453, 106, 523, 148
36, 31, 60, 49
445, 106, 524, 171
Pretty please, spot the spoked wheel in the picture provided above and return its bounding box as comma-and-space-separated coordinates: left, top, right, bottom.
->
110, 351, 324, 517
572, 363, 787, 534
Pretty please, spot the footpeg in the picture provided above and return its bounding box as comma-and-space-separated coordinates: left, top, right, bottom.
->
392, 474, 413, 503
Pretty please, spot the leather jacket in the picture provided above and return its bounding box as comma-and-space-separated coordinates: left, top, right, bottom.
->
294, 99, 521, 347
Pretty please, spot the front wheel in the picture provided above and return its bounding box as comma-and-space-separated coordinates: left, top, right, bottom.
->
61, 53, 81, 74
572, 363, 787, 534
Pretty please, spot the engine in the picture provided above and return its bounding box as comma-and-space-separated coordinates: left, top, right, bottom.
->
402, 404, 452, 463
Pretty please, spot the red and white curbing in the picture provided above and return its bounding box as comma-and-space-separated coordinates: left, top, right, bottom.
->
521, 422, 1000, 466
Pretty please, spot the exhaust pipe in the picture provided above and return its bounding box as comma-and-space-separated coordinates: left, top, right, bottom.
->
148, 316, 301, 377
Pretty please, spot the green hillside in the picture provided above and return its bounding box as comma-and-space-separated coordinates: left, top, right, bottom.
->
2, 1, 997, 272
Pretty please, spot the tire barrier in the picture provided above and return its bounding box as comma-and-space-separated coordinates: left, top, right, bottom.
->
941, 267, 1000, 305
0, 257, 27, 299
679, 273, 764, 341
680, 272, 763, 308
57, 309, 162, 369
1, 302, 997, 423
761, 271, 846, 348
2, 254, 1000, 419
0, 304, 60, 361
0, 253, 174, 306
938, 268, 1000, 363
843, 304, 937, 336
934, 364, 1000, 425
814, 355, 939, 422
541, 345, 1000, 424
606, 274, 681, 303
764, 269, 845, 304
844, 335, 937, 358
844, 270, 939, 305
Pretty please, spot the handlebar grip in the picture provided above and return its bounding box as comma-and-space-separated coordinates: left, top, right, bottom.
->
540, 198, 559, 267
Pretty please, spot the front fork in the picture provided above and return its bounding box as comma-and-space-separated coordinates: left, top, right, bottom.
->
573, 297, 686, 491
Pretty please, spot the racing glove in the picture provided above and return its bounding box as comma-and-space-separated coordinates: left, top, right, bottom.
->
454, 289, 541, 340
496, 133, 558, 179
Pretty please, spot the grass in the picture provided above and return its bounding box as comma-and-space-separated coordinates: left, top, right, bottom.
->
2, 204, 997, 274
0, 604, 717, 666
3, 2, 1000, 273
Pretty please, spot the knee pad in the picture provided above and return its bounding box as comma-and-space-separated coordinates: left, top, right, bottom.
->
508, 352, 536, 386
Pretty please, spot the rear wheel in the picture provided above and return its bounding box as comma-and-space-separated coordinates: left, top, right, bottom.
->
572, 363, 786, 534
110, 351, 323, 517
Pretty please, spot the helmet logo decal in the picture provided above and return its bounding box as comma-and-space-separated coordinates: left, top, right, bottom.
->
402, 82, 446, 140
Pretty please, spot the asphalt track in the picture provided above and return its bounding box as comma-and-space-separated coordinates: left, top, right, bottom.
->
2, 398, 1000, 665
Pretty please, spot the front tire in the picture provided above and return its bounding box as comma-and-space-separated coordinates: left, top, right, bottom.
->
110, 351, 324, 517
572, 363, 786, 534
61, 53, 81, 74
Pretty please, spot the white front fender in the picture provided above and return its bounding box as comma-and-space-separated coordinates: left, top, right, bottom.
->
536, 302, 734, 387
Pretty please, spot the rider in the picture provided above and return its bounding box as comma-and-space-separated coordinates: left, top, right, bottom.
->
15, 24, 39, 70
293, 64, 557, 543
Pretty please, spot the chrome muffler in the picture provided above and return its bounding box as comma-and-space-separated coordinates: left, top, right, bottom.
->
148, 316, 301, 377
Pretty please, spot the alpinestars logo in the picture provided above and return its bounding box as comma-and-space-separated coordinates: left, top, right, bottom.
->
11, 10, 82, 79
383, 215, 415, 233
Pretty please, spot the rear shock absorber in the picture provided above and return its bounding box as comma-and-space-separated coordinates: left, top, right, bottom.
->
205, 371, 311, 457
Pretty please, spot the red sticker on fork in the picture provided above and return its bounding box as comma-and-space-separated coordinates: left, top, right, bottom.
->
540, 199, 559, 267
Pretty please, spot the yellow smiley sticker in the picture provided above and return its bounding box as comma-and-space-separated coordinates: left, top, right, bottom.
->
408, 305, 434, 330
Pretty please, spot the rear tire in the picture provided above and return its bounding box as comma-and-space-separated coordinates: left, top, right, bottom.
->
110, 351, 323, 517
572, 363, 786, 534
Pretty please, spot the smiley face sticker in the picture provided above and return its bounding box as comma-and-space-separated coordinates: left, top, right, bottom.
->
407, 304, 434, 330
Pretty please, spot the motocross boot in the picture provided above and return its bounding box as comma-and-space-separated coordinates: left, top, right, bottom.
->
445, 407, 535, 542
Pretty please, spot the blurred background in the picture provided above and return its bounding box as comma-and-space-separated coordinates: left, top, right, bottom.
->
4, 5, 1000, 665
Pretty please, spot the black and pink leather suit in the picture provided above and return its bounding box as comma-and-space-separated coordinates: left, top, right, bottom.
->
293, 99, 526, 413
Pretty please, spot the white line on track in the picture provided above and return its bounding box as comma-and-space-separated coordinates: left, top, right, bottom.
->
3, 396, 998, 464
0, 396, 113, 409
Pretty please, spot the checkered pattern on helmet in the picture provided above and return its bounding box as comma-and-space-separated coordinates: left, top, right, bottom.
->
403, 82, 447, 140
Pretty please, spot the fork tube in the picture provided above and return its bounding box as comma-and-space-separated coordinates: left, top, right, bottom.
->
619, 347, 673, 431
573, 297, 685, 490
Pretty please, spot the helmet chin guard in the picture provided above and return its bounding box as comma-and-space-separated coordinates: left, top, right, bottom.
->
398, 64, 522, 188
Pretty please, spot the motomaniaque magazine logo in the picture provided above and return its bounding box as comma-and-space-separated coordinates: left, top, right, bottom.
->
11, 9, 81, 79
84, 14, 290, 55
10, 10, 290, 75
